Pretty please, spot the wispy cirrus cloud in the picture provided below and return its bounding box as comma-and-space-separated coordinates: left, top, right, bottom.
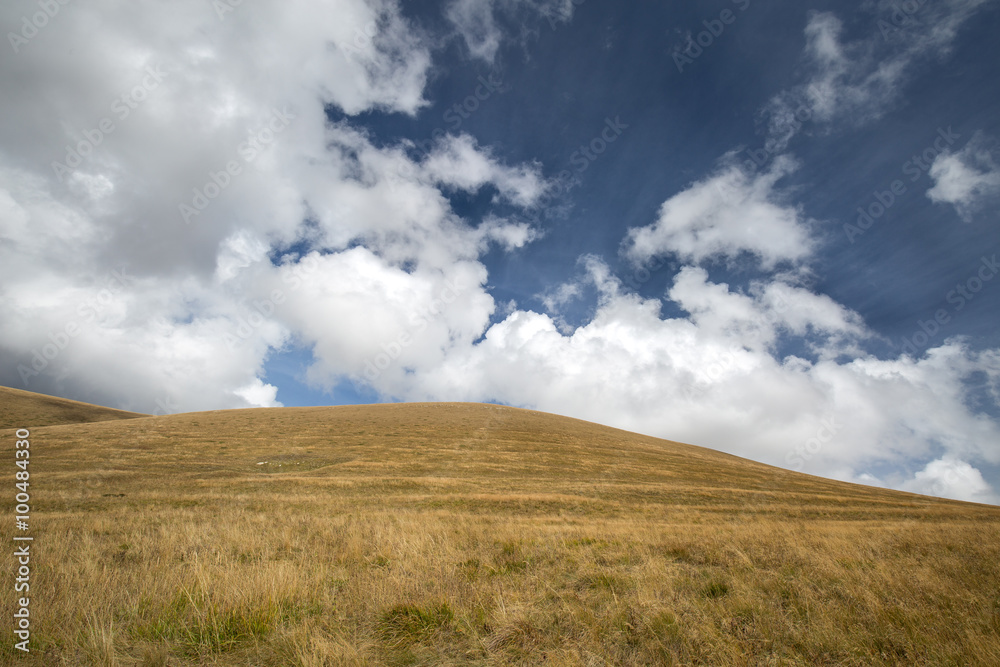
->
445, 0, 578, 62
765, 1, 995, 151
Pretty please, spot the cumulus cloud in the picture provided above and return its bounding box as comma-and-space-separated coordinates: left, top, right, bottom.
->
0, 0, 547, 412
325, 136, 998, 502
623, 156, 815, 269
900, 457, 999, 505
358, 258, 999, 501
422, 134, 548, 207
537, 280, 582, 315
927, 133, 1000, 221
235, 378, 284, 409
668, 267, 866, 357
0, 0, 438, 290
268, 248, 494, 391
477, 216, 540, 251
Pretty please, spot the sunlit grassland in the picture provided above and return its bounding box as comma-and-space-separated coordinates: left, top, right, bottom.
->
0, 386, 144, 430
2, 401, 999, 665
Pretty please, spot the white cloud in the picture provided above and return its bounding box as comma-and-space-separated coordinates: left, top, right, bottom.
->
422, 134, 548, 207
446, 0, 504, 62
216, 229, 271, 283
356, 259, 999, 504
765, 2, 993, 150
235, 378, 283, 408
668, 267, 866, 357
927, 133, 1000, 221
271, 248, 495, 390
900, 457, 999, 504
537, 281, 582, 314
0, 0, 437, 281
623, 157, 815, 269
445, 0, 578, 62
477, 216, 539, 251
0, 0, 550, 413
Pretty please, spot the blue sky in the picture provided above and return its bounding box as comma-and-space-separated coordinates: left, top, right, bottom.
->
2, 0, 999, 503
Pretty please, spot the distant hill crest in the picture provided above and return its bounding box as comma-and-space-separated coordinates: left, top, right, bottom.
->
0, 385, 146, 429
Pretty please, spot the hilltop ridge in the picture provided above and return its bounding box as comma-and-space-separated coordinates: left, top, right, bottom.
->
0, 385, 146, 429
3, 391, 1000, 664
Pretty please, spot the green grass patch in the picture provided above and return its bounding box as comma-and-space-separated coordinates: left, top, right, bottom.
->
130, 588, 302, 656
576, 571, 632, 592
487, 540, 532, 575
702, 580, 731, 599
375, 602, 455, 649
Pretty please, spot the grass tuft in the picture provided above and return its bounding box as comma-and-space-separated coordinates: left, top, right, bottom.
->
702, 580, 731, 599
375, 602, 454, 649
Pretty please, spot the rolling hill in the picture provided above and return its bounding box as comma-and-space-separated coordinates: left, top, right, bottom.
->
0, 385, 146, 429
2, 389, 998, 665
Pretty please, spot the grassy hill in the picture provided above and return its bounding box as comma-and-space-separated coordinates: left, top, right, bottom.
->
2, 395, 999, 665
0, 385, 146, 429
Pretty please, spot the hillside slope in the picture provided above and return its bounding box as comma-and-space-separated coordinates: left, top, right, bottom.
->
0, 385, 146, 429
21, 400, 992, 519
2, 401, 999, 665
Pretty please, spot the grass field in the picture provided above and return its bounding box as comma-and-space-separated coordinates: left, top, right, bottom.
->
0, 386, 146, 430
2, 392, 1000, 665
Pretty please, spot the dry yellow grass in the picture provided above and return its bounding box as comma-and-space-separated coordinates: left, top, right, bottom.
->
2, 395, 999, 665
0, 386, 145, 430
